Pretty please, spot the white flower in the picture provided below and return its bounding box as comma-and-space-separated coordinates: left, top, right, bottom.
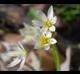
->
34, 30, 57, 50
3, 41, 27, 71
19, 22, 37, 41
32, 5, 57, 32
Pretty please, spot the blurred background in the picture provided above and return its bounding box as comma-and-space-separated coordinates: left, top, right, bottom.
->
0, 4, 80, 71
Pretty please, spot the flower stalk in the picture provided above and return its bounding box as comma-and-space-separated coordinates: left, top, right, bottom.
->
51, 44, 61, 71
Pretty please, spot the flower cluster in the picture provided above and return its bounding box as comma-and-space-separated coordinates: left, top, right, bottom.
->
1, 41, 41, 71
32, 6, 57, 50
1, 5, 58, 71
3, 41, 27, 71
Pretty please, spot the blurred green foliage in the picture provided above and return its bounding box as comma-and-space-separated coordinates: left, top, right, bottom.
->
27, 4, 80, 23
53, 4, 80, 23
27, 7, 40, 20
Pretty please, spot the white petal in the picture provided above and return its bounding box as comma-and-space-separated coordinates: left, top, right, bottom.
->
17, 41, 24, 50
1, 53, 11, 62
1, 42, 11, 51
47, 6, 54, 19
52, 16, 57, 24
50, 38, 57, 44
49, 26, 56, 32
32, 20, 42, 27
23, 22, 33, 30
34, 43, 41, 49
5, 51, 20, 57
34, 32, 40, 38
44, 46, 50, 51
19, 29, 24, 36
9, 44, 21, 51
17, 57, 26, 71
46, 31, 52, 38
36, 10, 46, 21
40, 28, 47, 34
19, 29, 26, 37
16, 45, 22, 51
7, 58, 21, 68
23, 22, 28, 28
4, 51, 15, 57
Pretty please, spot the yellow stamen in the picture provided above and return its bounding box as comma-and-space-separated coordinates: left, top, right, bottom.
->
39, 34, 50, 46
44, 19, 53, 29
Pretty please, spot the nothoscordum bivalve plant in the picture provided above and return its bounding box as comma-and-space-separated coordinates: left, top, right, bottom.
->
2, 41, 27, 71
19, 22, 37, 42
1, 41, 42, 71
1, 5, 60, 71
32, 5, 61, 71
34, 30, 57, 51
32, 5, 57, 32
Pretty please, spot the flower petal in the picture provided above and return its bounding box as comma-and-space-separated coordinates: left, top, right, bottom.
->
52, 16, 57, 24
1, 42, 11, 51
34, 32, 40, 38
44, 46, 50, 51
17, 57, 26, 71
46, 31, 52, 38
4, 51, 15, 57
36, 10, 46, 21
10, 44, 21, 51
32, 20, 43, 27
47, 6, 54, 19
49, 26, 56, 32
50, 38, 57, 44
34, 43, 41, 49
17, 41, 24, 50
23, 22, 29, 28
19, 29, 25, 37
7, 58, 21, 68
1, 53, 11, 62
40, 28, 48, 34
4, 51, 20, 57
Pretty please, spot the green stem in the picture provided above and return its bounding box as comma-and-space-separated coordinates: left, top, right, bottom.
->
51, 45, 61, 71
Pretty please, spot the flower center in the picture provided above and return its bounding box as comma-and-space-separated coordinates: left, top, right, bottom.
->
39, 34, 50, 46
44, 19, 53, 29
